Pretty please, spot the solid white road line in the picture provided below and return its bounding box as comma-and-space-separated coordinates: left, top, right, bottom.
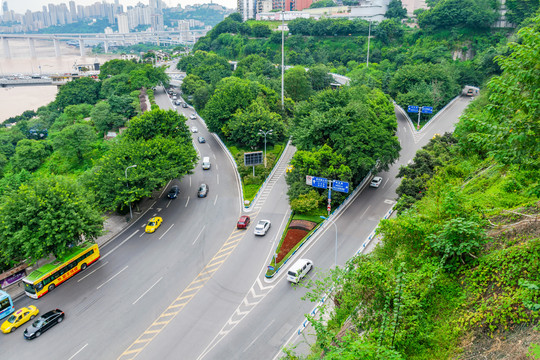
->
166, 200, 171, 208
360, 205, 371, 219
101, 230, 139, 259
132, 277, 163, 305
192, 225, 206, 245
185, 196, 190, 207
96, 266, 128, 290
244, 320, 275, 352
67, 343, 88, 360
159, 224, 174, 240
77, 261, 109, 282
214, 195, 218, 205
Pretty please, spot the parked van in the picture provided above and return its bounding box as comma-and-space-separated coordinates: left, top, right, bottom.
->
202, 157, 211, 170
287, 258, 313, 284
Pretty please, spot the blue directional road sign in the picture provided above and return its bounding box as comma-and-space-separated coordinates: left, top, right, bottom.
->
421, 106, 433, 114
407, 105, 419, 113
306, 175, 328, 189
332, 180, 350, 193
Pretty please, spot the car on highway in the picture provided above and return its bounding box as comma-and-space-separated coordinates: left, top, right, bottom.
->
189, 114, 196, 120
370, 176, 383, 188
167, 186, 179, 199
191, 126, 198, 133
287, 259, 313, 284
254, 220, 271, 236
198, 136, 206, 143
197, 183, 208, 198
23, 309, 64, 340
182, 103, 188, 108
237, 215, 250, 229
145, 217, 163, 233
1, 306, 39, 333
174, 100, 181, 106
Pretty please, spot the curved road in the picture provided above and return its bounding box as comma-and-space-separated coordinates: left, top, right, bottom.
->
3, 87, 471, 360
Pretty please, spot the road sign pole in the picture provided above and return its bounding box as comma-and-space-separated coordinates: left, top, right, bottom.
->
417, 109, 421, 130
327, 180, 332, 216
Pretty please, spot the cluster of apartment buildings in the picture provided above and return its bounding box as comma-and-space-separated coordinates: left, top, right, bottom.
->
0, 0, 167, 33
241, 0, 428, 22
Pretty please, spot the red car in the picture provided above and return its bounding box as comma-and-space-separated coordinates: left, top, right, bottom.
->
237, 215, 250, 229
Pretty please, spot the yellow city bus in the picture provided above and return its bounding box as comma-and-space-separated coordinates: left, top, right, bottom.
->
22, 243, 100, 299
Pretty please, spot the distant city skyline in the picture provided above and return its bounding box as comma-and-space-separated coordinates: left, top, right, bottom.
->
4, 0, 235, 14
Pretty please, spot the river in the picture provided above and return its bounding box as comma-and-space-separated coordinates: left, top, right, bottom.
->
0, 39, 121, 123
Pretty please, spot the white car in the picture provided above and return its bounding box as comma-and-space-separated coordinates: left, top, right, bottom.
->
191, 127, 198, 133
254, 220, 271, 236
370, 176, 383, 188
189, 114, 197, 120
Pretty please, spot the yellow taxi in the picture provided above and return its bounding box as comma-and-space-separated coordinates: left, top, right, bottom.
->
145, 217, 163, 233
1, 305, 39, 333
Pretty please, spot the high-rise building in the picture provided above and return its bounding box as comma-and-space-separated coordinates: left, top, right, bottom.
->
238, 0, 257, 20
69, 1, 77, 21
117, 13, 129, 33
48, 4, 58, 26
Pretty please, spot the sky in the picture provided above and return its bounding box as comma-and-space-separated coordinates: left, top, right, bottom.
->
6, 0, 236, 14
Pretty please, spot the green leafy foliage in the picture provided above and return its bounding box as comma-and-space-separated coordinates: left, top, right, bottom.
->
12, 139, 51, 172
0, 176, 103, 264
418, 0, 499, 31
84, 109, 197, 211
54, 77, 101, 111
52, 123, 96, 163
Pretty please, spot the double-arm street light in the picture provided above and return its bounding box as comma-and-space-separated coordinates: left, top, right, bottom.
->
259, 129, 273, 168
320, 215, 338, 267
125, 164, 137, 220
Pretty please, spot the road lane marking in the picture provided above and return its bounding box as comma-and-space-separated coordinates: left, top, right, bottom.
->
216, 164, 219, 170
77, 261, 109, 282
213, 153, 216, 159
97, 266, 128, 290
217, 174, 219, 184
166, 200, 171, 208
244, 320, 274, 352
214, 195, 218, 205
67, 343, 88, 360
102, 230, 139, 259
360, 205, 371, 219
192, 225, 206, 245
117, 224, 252, 360
132, 277, 163, 305
185, 196, 190, 207
159, 224, 174, 240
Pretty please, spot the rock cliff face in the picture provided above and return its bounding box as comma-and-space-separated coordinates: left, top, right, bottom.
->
453, 43, 476, 61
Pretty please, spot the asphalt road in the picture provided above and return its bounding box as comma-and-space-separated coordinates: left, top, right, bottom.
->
2, 91, 471, 360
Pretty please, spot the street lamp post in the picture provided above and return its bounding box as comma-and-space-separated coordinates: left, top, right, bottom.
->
320, 216, 338, 267
259, 129, 273, 168
125, 164, 137, 220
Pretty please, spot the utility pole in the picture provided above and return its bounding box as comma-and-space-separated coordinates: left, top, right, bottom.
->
281, 8, 285, 110
366, 19, 371, 68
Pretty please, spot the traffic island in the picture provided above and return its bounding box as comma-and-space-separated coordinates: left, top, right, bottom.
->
265, 215, 323, 278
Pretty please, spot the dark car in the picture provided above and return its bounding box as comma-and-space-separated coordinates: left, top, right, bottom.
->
181, 103, 188, 108
198, 136, 206, 143
23, 309, 64, 340
197, 183, 208, 198
237, 215, 250, 229
167, 186, 180, 199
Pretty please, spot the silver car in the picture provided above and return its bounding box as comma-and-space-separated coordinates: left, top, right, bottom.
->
254, 220, 271, 236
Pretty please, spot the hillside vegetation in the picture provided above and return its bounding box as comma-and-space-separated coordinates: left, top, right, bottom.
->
283, 14, 540, 360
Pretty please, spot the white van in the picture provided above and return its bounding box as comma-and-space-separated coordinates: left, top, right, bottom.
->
202, 157, 211, 170
287, 258, 313, 284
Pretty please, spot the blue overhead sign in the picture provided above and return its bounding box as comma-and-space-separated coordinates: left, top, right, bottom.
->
407, 105, 419, 113
332, 180, 350, 193
421, 106, 433, 114
306, 175, 328, 189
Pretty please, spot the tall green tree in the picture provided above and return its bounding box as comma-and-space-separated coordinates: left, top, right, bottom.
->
284, 66, 313, 102
52, 123, 96, 162
12, 139, 51, 172
54, 77, 101, 111
0, 176, 103, 263
91, 101, 124, 133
